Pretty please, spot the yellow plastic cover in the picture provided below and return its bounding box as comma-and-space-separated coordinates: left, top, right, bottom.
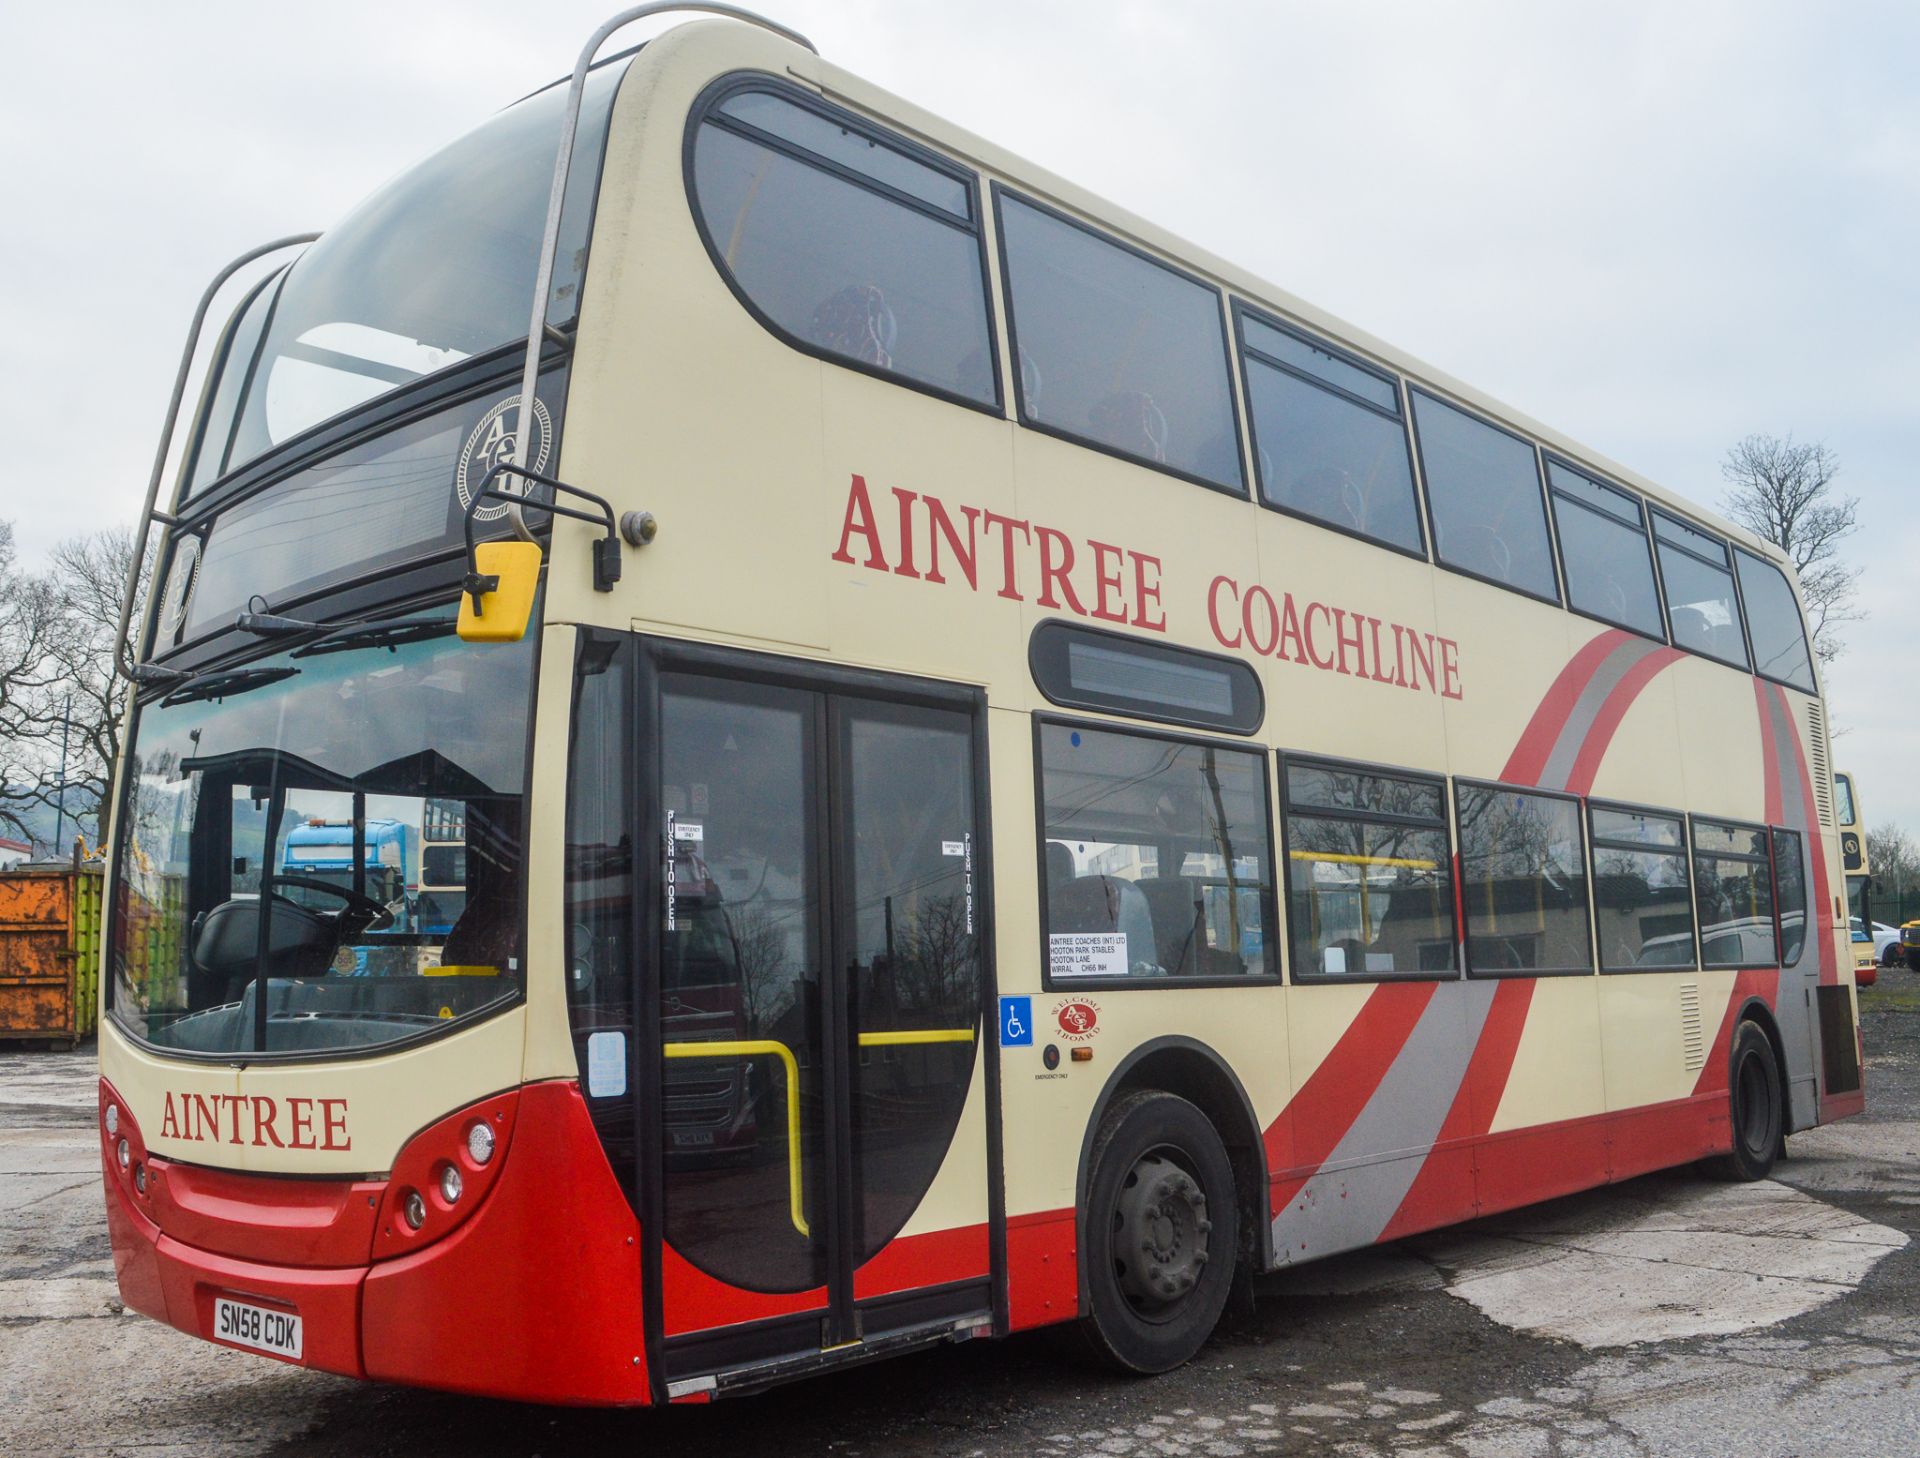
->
456, 541, 542, 642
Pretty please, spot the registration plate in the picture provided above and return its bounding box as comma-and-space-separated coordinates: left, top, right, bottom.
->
672, 1130, 716, 1147
212, 1297, 303, 1361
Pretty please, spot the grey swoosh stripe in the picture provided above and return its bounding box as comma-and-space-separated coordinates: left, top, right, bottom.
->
1536, 639, 1657, 792
1272, 979, 1498, 1263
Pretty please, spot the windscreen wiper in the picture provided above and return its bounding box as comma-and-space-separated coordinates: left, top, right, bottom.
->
161, 665, 301, 706
290, 619, 453, 659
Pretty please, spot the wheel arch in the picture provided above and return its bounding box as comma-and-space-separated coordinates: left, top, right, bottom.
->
1072, 1036, 1272, 1312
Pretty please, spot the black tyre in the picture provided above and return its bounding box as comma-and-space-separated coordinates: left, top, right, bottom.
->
1703, 1022, 1782, 1181
1080, 1090, 1238, 1374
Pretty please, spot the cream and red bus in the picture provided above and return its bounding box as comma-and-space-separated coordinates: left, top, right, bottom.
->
99, 5, 1863, 1405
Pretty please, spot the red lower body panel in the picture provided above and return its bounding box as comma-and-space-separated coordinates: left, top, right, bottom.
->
104, 1080, 649, 1406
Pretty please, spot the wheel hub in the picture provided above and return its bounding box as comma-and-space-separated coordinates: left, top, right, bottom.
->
1114, 1153, 1212, 1311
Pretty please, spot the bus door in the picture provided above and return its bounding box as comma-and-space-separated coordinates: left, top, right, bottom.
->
651, 663, 990, 1372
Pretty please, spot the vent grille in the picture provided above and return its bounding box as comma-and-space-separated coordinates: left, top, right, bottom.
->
1806, 701, 1833, 827
1679, 982, 1706, 1073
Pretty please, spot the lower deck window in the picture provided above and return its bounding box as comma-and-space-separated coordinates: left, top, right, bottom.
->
1692, 820, 1778, 967
1038, 721, 1274, 981
1589, 805, 1695, 970
1457, 784, 1593, 975
1282, 759, 1454, 980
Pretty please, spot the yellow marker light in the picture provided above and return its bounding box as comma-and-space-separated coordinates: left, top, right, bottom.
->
456, 540, 542, 643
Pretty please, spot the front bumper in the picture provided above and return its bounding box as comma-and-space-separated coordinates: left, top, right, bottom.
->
102, 1079, 650, 1406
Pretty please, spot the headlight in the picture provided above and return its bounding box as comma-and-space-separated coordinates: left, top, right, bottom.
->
105, 1104, 119, 1136
403, 1190, 426, 1230
439, 1164, 464, 1204
117, 1139, 130, 1169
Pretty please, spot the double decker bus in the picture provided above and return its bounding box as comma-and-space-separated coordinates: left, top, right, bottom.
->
99, 6, 1862, 1405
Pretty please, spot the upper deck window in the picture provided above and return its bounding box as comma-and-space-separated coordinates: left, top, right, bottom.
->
1238, 311, 1424, 556
1545, 460, 1665, 641
193, 60, 628, 491
996, 192, 1243, 493
690, 81, 998, 409
1651, 511, 1750, 670
1410, 390, 1560, 603
1734, 547, 1816, 692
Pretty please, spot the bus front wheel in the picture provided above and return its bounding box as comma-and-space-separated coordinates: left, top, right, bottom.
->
1080, 1090, 1237, 1374
1702, 1022, 1782, 1182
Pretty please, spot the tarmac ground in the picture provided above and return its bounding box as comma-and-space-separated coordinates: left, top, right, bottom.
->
5, 984, 1918, 1458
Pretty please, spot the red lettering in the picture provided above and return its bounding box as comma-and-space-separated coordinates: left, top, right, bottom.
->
1242, 586, 1280, 656
890, 488, 921, 579
982, 512, 1030, 601
320, 1099, 351, 1153
1332, 608, 1367, 678
1206, 575, 1242, 648
1035, 527, 1087, 614
1129, 552, 1166, 631
830, 474, 890, 571
251, 1097, 284, 1149
288, 1098, 316, 1150
1276, 593, 1306, 664
922, 495, 980, 588
1440, 638, 1463, 700
1302, 602, 1337, 670
189, 1094, 219, 1143
160, 1092, 180, 1140
1089, 541, 1128, 623
224, 1094, 247, 1144
1408, 632, 1437, 693
1366, 617, 1396, 684
1390, 622, 1411, 688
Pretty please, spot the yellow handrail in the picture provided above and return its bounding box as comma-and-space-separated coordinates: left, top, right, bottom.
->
664, 1038, 808, 1236
1289, 849, 1440, 870
661, 1027, 974, 1239
857, 1028, 976, 1048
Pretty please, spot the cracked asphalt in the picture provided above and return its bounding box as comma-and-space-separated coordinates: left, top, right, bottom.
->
5, 987, 1918, 1458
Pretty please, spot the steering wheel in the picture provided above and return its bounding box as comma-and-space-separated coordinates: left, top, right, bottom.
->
270, 874, 396, 934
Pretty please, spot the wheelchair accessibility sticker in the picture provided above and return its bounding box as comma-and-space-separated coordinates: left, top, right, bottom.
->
999, 996, 1033, 1047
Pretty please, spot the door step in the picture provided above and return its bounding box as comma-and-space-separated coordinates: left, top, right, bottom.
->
668, 1312, 994, 1401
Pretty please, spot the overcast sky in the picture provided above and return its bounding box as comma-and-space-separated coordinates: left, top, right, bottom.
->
4, 2, 1915, 830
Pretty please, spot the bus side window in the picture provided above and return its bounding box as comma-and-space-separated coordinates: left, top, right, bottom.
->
1038, 723, 1274, 983
689, 82, 998, 409
1280, 758, 1455, 982
997, 192, 1244, 494
1410, 389, 1559, 603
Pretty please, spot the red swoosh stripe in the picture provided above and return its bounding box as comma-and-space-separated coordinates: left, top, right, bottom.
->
1499, 629, 1629, 786
1563, 646, 1684, 796
1265, 980, 1437, 1206
1378, 977, 1535, 1241
1753, 676, 1784, 826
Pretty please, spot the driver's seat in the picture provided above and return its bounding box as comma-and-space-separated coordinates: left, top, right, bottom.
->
438, 891, 515, 973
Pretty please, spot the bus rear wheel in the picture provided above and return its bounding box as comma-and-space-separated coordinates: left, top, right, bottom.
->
1703, 1022, 1782, 1182
1080, 1090, 1237, 1374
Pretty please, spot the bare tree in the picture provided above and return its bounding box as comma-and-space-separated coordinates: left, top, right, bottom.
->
0, 522, 67, 839
1720, 434, 1861, 664
1866, 822, 1918, 905
0, 521, 146, 849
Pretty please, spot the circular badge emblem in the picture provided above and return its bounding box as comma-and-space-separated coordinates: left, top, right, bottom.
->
455, 395, 553, 523
156, 535, 202, 641
1054, 999, 1100, 1042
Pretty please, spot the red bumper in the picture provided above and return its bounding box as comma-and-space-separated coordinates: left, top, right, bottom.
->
102, 1079, 650, 1406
